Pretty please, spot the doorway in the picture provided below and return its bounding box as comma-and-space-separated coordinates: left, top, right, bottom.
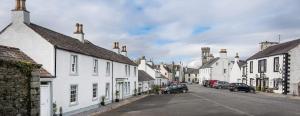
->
40, 84, 51, 116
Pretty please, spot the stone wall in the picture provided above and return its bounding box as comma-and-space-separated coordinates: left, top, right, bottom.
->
0, 61, 40, 116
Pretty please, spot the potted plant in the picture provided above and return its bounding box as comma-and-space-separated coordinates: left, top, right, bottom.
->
115, 91, 120, 102
53, 102, 57, 116
134, 88, 137, 96
101, 96, 105, 106
59, 107, 63, 116
138, 88, 142, 95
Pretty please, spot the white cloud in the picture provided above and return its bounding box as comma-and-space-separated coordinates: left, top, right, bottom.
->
1, 0, 300, 66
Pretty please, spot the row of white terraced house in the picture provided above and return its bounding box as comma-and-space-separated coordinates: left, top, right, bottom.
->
0, 0, 138, 115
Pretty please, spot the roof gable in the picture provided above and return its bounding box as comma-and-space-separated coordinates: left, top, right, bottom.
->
200, 58, 220, 69
138, 70, 155, 81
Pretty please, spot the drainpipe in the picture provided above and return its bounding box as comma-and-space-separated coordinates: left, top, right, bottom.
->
111, 61, 114, 102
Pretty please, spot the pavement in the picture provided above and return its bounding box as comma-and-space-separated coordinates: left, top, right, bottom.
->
99, 85, 300, 116
71, 95, 148, 116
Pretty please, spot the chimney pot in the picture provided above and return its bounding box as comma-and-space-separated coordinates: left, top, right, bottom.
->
79, 24, 83, 33
73, 23, 85, 42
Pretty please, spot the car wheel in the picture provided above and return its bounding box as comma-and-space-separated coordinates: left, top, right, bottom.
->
167, 91, 171, 94
183, 90, 187, 93
250, 89, 255, 93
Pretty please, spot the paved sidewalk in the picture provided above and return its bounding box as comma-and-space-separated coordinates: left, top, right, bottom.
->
256, 91, 300, 100
71, 95, 149, 116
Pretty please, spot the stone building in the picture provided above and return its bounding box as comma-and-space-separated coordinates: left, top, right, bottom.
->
0, 45, 52, 116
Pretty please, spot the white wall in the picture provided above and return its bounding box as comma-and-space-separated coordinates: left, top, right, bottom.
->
247, 55, 284, 94
199, 68, 211, 84
184, 73, 199, 83
0, 23, 55, 75
112, 62, 138, 99
289, 45, 300, 95
211, 58, 230, 82
229, 60, 242, 83
53, 49, 113, 114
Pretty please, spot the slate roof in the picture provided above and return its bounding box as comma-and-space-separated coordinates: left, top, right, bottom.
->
26, 23, 137, 66
138, 70, 155, 82
0, 45, 53, 78
247, 39, 300, 60
185, 68, 199, 74
199, 58, 220, 69
237, 60, 247, 68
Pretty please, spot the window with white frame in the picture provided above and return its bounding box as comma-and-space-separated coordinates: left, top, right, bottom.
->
125, 65, 128, 76
93, 59, 98, 75
105, 83, 110, 99
125, 82, 128, 94
128, 82, 131, 94
106, 62, 110, 76
70, 55, 78, 74
250, 61, 253, 73
134, 67, 137, 77
92, 83, 98, 100
258, 59, 267, 73
128, 65, 131, 76
70, 85, 78, 104
274, 57, 279, 72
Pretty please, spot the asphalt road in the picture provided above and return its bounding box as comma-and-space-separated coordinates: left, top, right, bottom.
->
99, 85, 300, 116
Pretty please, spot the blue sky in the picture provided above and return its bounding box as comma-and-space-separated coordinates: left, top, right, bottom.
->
1, 0, 300, 67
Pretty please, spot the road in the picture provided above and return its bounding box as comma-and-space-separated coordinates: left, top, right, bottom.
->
99, 85, 300, 116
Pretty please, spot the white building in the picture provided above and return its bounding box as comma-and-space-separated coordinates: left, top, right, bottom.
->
199, 49, 232, 83
247, 40, 300, 95
159, 64, 173, 81
138, 56, 169, 87
184, 68, 200, 84
229, 53, 247, 83
138, 70, 155, 93
0, 1, 138, 115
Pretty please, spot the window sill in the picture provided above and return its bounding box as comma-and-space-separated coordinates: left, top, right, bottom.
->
92, 97, 98, 101
69, 102, 78, 107
70, 73, 79, 76
92, 73, 99, 76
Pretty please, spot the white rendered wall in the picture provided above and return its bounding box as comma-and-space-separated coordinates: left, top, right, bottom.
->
289, 45, 300, 95
53, 49, 113, 114
247, 55, 284, 94
0, 23, 55, 75
229, 60, 242, 83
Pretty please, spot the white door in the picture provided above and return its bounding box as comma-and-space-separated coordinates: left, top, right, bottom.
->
40, 85, 50, 116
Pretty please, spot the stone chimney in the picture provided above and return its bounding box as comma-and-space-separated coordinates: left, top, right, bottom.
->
219, 49, 227, 59
12, 0, 30, 24
121, 46, 127, 56
73, 23, 85, 42
235, 53, 239, 62
207, 54, 214, 62
260, 41, 279, 51
113, 42, 120, 53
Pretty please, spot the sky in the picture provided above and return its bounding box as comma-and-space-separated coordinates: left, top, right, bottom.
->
1, 0, 300, 68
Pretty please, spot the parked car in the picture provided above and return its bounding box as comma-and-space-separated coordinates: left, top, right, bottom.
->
209, 80, 218, 88
203, 80, 209, 87
213, 81, 229, 89
164, 85, 181, 94
229, 83, 255, 93
177, 84, 189, 93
